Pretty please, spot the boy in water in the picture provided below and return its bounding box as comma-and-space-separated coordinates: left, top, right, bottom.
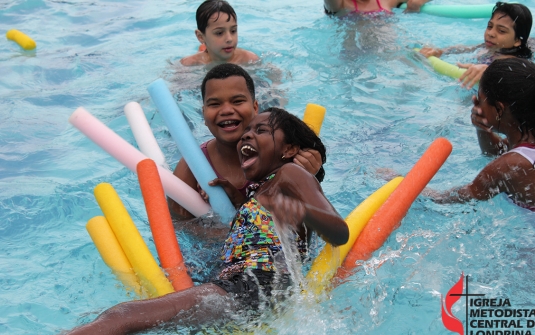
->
169, 63, 322, 221
181, 0, 259, 66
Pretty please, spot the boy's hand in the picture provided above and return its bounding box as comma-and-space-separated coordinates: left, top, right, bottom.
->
458, 63, 487, 90
293, 149, 322, 175
419, 47, 443, 58
470, 95, 492, 132
208, 178, 246, 209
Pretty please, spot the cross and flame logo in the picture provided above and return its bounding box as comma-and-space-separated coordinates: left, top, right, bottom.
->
441, 273, 465, 335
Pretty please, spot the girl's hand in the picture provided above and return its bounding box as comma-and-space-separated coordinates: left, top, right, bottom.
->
293, 149, 322, 175
263, 193, 306, 230
457, 63, 487, 89
419, 47, 443, 58
208, 178, 246, 209
470, 95, 492, 132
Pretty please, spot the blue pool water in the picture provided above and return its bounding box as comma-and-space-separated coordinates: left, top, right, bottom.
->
2, 0, 535, 334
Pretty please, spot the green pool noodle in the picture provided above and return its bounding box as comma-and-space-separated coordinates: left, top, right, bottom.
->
399, 3, 497, 18
414, 48, 466, 79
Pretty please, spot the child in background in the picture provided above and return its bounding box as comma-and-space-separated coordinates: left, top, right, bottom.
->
425, 58, 535, 210
169, 63, 323, 220
323, 0, 429, 16
419, 2, 533, 89
66, 109, 349, 335
180, 0, 259, 66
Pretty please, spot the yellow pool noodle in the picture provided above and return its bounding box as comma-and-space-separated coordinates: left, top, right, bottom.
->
6, 29, 36, 50
86, 216, 143, 296
94, 183, 174, 298
302, 103, 326, 136
306, 177, 404, 294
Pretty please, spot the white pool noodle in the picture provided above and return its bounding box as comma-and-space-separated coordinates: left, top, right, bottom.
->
124, 102, 169, 170
68, 107, 210, 218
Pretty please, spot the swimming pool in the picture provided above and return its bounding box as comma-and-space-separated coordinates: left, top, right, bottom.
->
2, 0, 535, 333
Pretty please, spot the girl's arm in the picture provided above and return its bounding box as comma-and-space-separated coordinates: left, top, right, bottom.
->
324, 0, 346, 14
398, 0, 430, 12
66, 284, 229, 335
419, 44, 483, 58
259, 164, 349, 246
425, 153, 520, 204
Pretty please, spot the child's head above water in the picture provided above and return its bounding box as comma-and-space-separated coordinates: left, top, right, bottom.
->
258, 107, 327, 182
488, 2, 533, 58
201, 63, 258, 145
480, 57, 535, 130
201, 63, 255, 101
196, 0, 237, 34
194, 0, 239, 62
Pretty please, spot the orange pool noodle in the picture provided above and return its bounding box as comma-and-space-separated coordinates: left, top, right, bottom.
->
337, 137, 452, 277
137, 159, 193, 291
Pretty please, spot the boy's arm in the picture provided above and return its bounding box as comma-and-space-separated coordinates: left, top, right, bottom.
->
293, 149, 322, 176
168, 158, 198, 219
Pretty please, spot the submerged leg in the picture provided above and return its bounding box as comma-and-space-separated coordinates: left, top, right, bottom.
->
67, 283, 231, 335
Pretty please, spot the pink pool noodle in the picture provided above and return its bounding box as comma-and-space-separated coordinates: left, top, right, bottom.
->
68, 107, 210, 217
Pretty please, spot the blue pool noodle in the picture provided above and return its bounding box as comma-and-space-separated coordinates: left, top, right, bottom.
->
147, 79, 236, 225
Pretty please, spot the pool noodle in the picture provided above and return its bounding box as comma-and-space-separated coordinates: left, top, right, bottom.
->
124, 102, 169, 170
337, 138, 452, 277
399, 3, 496, 18
94, 182, 175, 297
69, 107, 210, 218
306, 177, 403, 294
6, 29, 36, 50
137, 159, 194, 292
302, 103, 326, 136
147, 79, 236, 224
414, 48, 467, 80
86, 216, 143, 296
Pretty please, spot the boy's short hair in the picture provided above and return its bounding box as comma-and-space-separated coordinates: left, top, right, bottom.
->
201, 63, 256, 101
196, 0, 237, 33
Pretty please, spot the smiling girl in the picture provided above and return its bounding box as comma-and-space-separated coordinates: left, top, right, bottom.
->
419, 2, 533, 89
180, 0, 259, 66
66, 108, 348, 335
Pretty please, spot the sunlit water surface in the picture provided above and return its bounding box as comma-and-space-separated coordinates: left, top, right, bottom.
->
1, 0, 535, 334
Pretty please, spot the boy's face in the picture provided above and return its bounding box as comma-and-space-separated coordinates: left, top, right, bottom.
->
196, 13, 238, 62
485, 13, 521, 50
202, 76, 258, 146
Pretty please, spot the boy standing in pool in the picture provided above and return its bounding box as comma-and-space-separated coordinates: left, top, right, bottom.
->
169, 63, 322, 221
180, 0, 259, 66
